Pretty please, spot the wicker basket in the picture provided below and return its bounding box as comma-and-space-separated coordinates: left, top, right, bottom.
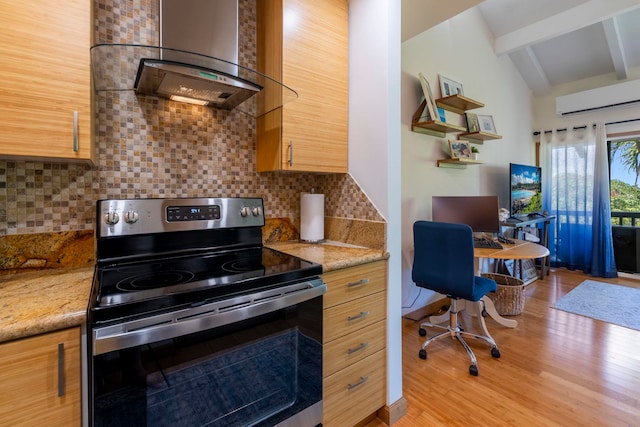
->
482, 273, 526, 316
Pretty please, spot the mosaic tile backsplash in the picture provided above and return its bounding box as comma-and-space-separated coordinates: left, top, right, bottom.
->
0, 0, 383, 236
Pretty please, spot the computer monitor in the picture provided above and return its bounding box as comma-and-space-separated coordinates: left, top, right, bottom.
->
432, 195, 500, 233
510, 163, 542, 217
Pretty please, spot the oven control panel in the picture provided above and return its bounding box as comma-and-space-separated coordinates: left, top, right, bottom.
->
166, 205, 221, 222
97, 197, 265, 237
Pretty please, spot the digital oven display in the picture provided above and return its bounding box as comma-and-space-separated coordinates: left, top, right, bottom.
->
166, 205, 221, 222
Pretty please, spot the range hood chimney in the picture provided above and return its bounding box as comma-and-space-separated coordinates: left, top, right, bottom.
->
91, 0, 296, 116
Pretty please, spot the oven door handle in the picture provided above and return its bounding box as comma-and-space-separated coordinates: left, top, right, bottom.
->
93, 280, 326, 355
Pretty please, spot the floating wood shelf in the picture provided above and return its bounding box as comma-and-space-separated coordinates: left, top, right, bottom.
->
411, 94, 498, 168
412, 120, 467, 137
458, 131, 503, 143
437, 158, 484, 168
436, 94, 484, 114
411, 100, 466, 137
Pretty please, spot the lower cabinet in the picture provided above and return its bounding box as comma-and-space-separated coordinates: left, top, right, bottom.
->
322, 260, 387, 427
0, 327, 81, 426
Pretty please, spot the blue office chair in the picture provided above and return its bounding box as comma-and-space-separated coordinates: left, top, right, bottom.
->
412, 220, 501, 376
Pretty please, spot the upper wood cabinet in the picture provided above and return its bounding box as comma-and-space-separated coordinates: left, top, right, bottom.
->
256, 0, 348, 173
0, 0, 93, 162
0, 327, 82, 426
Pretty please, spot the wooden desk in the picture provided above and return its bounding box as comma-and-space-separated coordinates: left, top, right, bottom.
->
475, 239, 550, 282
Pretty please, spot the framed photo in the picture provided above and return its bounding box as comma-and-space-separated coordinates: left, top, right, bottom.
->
477, 114, 497, 133
449, 139, 472, 159
465, 112, 479, 132
439, 74, 464, 97
418, 72, 438, 121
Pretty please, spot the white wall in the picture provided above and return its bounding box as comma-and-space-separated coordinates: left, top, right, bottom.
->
400, 8, 534, 313
349, 0, 403, 408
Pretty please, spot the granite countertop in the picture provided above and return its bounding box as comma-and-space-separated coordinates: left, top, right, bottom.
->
0, 267, 94, 344
266, 240, 388, 271
0, 241, 387, 344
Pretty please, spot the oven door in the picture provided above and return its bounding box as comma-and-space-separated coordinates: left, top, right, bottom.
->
89, 279, 325, 427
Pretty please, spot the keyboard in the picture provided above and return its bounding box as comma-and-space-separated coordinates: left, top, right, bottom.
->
473, 238, 503, 249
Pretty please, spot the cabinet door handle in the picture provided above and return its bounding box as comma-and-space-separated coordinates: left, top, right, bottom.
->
347, 278, 369, 288
347, 342, 369, 355
57, 343, 65, 397
72, 111, 79, 152
347, 311, 370, 322
347, 376, 369, 391
288, 141, 293, 166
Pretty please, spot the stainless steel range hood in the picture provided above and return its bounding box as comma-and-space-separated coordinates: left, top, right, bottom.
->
90, 0, 296, 116
134, 59, 261, 109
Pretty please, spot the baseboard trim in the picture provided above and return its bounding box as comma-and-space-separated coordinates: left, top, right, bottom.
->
402, 297, 449, 321
378, 396, 408, 425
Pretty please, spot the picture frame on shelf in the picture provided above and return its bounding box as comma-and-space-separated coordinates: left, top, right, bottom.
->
465, 112, 479, 132
478, 114, 497, 133
449, 140, 472, 160
437, 107, 446, 123
439, 74, 464, 97
418, 72, 438, 121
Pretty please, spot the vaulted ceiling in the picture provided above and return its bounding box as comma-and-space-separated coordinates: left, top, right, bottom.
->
403, 0, 640, 96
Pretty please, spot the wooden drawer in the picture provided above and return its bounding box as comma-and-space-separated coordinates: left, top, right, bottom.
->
323, 319, 385, 377
323, 261, 387, 308
323, 349, 386, 427
324, 291, 386, 342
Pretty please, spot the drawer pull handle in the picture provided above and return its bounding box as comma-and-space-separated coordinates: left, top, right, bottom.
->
57, 343, 65, 397
288, 141, 293, 166
72, 111, 79, 152
347, 278, 369, 288
347, 311, 370, 322
348, 376, 369, 391
348, 342, 369, 355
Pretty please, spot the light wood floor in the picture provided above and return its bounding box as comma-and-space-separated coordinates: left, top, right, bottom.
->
371, 268, 640, 426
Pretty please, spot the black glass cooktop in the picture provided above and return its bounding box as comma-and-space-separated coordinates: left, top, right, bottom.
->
91, 247, 321, 324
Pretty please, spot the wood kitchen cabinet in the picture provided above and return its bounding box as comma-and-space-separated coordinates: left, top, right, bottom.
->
0, 327, 82, 426
0, 0, 93, 162
256, 0, 348, 173
322, 261, 387, 427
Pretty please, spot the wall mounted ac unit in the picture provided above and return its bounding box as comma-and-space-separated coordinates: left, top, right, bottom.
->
555, 78, 640, 115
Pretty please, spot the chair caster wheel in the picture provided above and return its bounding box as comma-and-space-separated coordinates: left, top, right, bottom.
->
418, 328, 427, 337
469, 365, 479, 376
491, 347, 501, 358
481, 308, 488, 317
419, 349, 427, 359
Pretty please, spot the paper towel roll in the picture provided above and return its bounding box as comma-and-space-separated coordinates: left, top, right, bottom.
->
300, 193, 324, 242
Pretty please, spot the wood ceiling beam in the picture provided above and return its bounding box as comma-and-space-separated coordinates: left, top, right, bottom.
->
509, 47, 552, 95
493, 0, 640, 56
602, 17, 628, 80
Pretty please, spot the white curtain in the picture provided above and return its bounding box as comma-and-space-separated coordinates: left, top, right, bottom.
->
539, 122, 617, 277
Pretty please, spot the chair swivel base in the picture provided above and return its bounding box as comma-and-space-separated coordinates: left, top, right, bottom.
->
418, 300, 500, 376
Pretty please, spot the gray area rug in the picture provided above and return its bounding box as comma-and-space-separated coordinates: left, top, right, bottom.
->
553, 280, 640, 331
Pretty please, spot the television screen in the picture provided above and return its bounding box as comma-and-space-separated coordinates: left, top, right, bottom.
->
510, 163, 542, 216
432, 195, 500, 233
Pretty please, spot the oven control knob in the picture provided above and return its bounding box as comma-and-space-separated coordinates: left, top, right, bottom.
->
124, 210, 139, 224
240, 207, 250, 217
252, 207, 262, 216
104, 211, 120, 225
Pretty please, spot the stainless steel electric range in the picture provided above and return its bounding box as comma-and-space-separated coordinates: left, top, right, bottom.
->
87, 197, 325, 427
